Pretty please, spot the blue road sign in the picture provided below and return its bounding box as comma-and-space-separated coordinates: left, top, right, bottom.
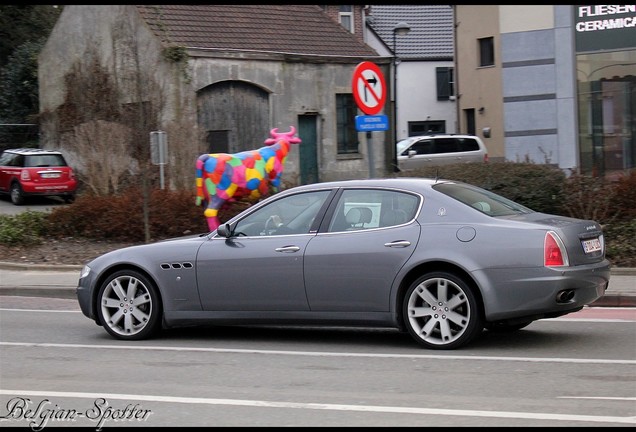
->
355, 115, 389, 132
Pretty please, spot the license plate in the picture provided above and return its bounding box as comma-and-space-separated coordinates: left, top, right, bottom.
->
41, 172, 60, 178
582, 238, 601, 253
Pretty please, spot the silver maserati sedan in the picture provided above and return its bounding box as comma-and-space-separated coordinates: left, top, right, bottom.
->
76, 178, 611, 350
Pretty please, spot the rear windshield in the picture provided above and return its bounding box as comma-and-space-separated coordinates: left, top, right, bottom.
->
25, 154, 67, 167
433, 182, 534, 216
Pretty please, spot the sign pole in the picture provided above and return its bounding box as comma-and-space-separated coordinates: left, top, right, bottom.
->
366, 131, 375, 178
352, 62, 388, 178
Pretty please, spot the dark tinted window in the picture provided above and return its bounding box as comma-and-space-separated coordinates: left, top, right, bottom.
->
436, 67, 454, 101
409, 140, 433, 155
433, 138, 458, 154
9, 155, 24, 167
457, 138, 480, 151
479, 37, 495, 67
336, 94, 358, 154
25, 154, 67, 167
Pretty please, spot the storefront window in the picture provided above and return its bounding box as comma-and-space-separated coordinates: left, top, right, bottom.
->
576, 49, 636, 178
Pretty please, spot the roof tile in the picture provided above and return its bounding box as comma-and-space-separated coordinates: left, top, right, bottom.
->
136, 5, 378, 57
367, 5, 454, 60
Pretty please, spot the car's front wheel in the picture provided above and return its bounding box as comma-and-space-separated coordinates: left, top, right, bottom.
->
10, 182, 24, 205
96, 270, 161, 340
403, 271, 483, 350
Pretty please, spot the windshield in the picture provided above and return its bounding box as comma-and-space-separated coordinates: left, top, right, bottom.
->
433, 182, 534, 216
396, 138, 415, 154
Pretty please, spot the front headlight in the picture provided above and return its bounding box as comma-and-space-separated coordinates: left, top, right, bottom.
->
79, 265, 91, 279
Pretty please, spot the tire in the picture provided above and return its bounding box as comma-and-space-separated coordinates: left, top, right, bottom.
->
10, 182, 24, 205
403, 271, 483, 350
96, 270, 161, 340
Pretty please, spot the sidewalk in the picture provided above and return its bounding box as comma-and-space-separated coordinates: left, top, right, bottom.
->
0, 261, 634, 306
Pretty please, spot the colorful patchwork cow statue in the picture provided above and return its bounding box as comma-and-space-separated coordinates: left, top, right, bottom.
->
195, 126, 302, 231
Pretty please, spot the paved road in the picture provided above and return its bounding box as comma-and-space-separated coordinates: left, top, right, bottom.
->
0, 195, 69, 215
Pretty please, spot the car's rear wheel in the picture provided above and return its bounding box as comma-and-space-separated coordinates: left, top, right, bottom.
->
96, 270, 161, 340
10, 182, 24, 205
403, 271, 483, 350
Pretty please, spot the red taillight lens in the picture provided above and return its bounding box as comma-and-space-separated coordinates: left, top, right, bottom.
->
544, 231, 568, 266
484, 153, 489, 163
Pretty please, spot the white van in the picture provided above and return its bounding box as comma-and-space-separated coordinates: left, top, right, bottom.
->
396, 134, 488, 171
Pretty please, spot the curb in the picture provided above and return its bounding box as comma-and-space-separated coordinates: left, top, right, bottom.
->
0, 286, 77, 300
0, 262, 83, 271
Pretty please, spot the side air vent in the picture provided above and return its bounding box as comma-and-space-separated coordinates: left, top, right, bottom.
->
160, 262, 194, 270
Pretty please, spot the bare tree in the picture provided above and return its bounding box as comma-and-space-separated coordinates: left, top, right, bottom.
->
69, 119, 136, 195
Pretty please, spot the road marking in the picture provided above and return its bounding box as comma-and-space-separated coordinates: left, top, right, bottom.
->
1, 341, 635, 365
0, 389, 633, 424
0, 308, 80, 313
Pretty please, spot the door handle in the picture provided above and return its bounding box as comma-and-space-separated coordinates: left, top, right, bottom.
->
275, 246, 301, 253
384, 241, 411, 248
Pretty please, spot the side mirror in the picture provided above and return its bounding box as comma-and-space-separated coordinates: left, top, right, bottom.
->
216, 223, 232, 238
408, 149, 417, 158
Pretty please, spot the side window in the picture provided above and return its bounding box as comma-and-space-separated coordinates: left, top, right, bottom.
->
458, 138, 480, 151
328, 189, 419, 232
232, 190, 331, 237
10, 155, 25, 167
0, 153, 14, 166
434, 138, 459, 154
410, 140, 433, 155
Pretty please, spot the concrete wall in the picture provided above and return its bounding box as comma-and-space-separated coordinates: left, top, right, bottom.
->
39, 5, 392, 185
189, 53, 387, 181
455, 5, 579, 169
455, 5, 504, 160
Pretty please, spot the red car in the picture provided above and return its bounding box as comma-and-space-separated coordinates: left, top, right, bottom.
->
0, 148, 77, 205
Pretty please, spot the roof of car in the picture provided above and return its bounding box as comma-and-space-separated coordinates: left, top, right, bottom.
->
399, 134, 483, 141
285, 177, 454, 193
2, 148, 63, 155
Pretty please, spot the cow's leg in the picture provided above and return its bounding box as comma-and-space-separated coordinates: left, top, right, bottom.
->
204, 195, 225, 231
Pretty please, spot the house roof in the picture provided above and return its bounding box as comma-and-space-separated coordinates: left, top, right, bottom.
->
136, 5, 379, 58
366, 5, 454, 60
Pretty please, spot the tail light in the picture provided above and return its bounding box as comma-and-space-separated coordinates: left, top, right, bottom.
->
544, 231, 569, 267
484, 153, 489, 163
20, 170, 31, 181
69, 168, 75, 179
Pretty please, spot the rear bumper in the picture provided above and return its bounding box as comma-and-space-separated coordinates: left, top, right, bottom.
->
475, 259, 611, 322
22, 182, 76, 195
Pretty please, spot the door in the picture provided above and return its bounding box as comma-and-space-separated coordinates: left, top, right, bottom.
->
298, 115, 319, 184
304, 188, 421, 312
195, 189, 332, 311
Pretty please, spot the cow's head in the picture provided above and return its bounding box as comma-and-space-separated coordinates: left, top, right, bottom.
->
264, 126, 302, 145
